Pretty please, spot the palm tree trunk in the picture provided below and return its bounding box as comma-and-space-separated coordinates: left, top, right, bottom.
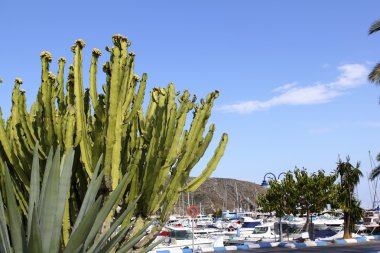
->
343, 210, 351, 239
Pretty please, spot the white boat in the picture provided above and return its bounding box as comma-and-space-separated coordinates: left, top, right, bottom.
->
154, 226, 224, 251
225, 222, 277, 245
312, 214, 344, 232
355, 210, 380, 234
223, 216, 262, 238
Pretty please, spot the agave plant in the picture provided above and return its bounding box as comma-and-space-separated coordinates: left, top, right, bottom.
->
0, 144, 161, 253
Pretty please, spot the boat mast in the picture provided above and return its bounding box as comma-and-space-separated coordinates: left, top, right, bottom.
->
369, 151, 379, 209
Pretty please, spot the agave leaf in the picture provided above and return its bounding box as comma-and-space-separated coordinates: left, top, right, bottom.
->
115, 220, 154, 253
3, 163, 27, 253
40, 146, 61, 253
27, 143, 40, 242
63, 197, 103, 253
88, 197, 140, 253
38, 147, 53, 218
72, 155, 103, 232
0, 190, 11, 252
73, 245, 84, 253
84, 172, 130, 249
28, 206, 43, 253
139, 238, 165, 253
49, 147, 75, 253
86, 170, 105, 212
0, 240, 6, 253
98, 225, 130, 253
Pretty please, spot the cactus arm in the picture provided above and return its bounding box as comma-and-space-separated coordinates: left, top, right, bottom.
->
72, 40, 85, 147
118, 35, 129, 85
90, 49, 101, 111
183, 133, 228, 192
10, 79, 31, 170
125, 73, 146, 123
0, 108, 30, 190
124, 139, 143, 207
66, 65, 75, 106
148, 104, 177, 212
91, 94, 105, 167
56, 58, 66, 147
17, 92, 35, 152
142, 90, 179, 214
153, 104, 189, 211
104, 45, 121, 190
120, 53, 135, 113
0, 108, 15, 166
158, 92, 217, 216
110, 102, 123, 189
19, 93, 47, 159
64, 107, 75, 153
72, 39, 93, 176
40, 52, 54, 146
187, 124, 215, 169
57, 57, 66, 113
48, 72, 58, 147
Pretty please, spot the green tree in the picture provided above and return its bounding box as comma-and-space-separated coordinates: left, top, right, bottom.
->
213, 208, 222, 218
335, 157, 363, 239
369, 154, 380, 180
291, 168, 336, 235
368, 19, 380, 185
258, 169, 337, 241
368, 19, 380, 83
257, 172, 295, 241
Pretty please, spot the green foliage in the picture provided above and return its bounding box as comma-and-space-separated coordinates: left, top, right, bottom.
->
292, 168, 336, 215
0, 35, 228, 247
257, 169, 336, 223
213, 208, 222, 218
0, 145, 160, 253
257, 172, 295, 217
335, 157, 363, 239
368, 19, 380, 193
369, 20, 380, 84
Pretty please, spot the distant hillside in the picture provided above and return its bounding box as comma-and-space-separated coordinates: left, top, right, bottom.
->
171, 177, 265, 215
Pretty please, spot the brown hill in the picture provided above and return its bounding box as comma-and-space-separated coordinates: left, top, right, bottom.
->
171, 177, 265, 215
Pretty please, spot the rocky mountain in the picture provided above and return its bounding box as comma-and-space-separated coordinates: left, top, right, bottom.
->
171, 177, 265, 215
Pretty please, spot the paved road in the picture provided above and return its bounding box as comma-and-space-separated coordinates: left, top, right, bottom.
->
228, 241, 380, 252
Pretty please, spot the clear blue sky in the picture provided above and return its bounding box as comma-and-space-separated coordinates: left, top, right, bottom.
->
1, 1, 380, 208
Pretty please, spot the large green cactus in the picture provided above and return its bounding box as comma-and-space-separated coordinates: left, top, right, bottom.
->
0, 34, 228, 246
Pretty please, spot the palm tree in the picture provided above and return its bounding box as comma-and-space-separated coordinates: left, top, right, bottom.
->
369, 20, 380, 83
369, 154, 380, 180
336, 157, 363, 239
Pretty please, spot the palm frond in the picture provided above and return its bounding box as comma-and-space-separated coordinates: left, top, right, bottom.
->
369, 63, 380, 84
370, 166, 380, 180
369, 20, 380, 35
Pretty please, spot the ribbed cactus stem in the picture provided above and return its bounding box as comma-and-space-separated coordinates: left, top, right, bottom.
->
90, 49, 101, 111
66, 65, 75, 106
17, 92, 35, 153
57, 58, 66, 113
47, 72, 56, 147
72, 39, 93, 176
120, 52, 135, 111
40, 52, 53, 148
104, 45, 121, 190
183, 133, 228, 192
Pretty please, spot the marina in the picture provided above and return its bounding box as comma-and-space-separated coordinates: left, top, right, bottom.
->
152, 207, 380, 252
